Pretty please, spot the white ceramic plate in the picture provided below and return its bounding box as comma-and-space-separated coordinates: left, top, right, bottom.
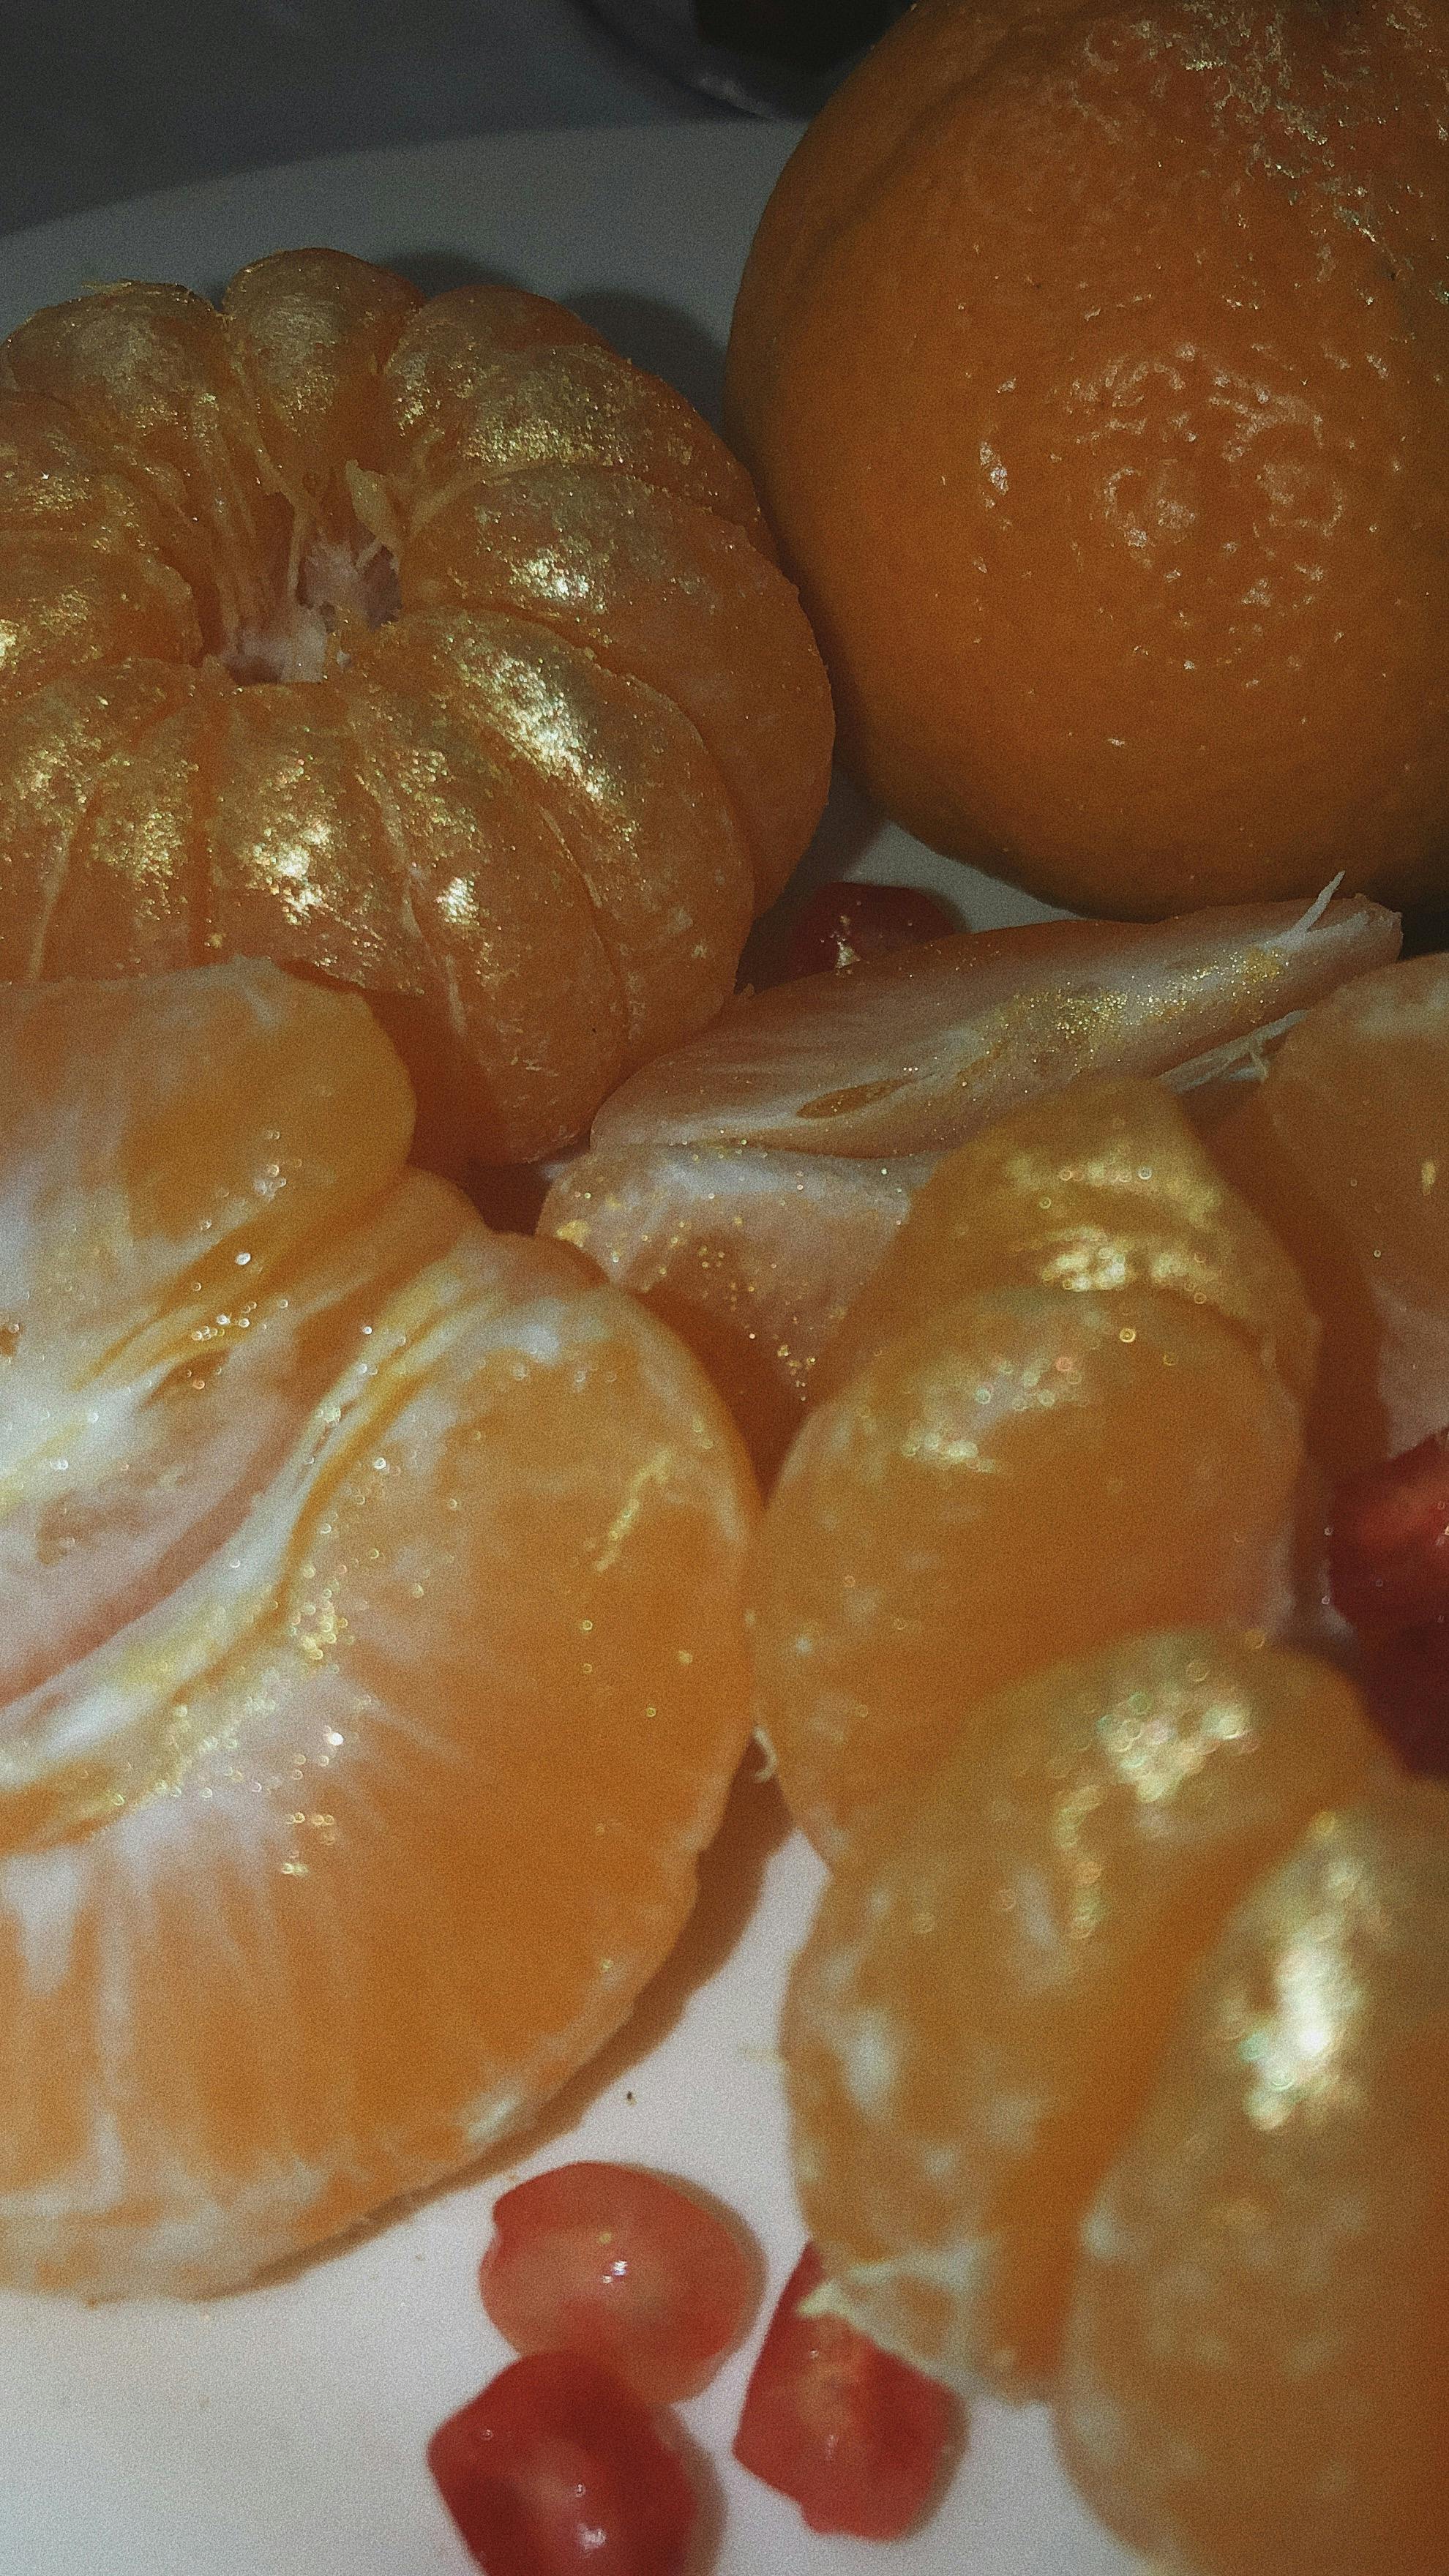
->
0, 124, 1134, 2576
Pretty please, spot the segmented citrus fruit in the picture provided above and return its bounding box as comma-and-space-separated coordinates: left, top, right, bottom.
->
545, 896, 1393, 1478
0, 961, 758, 2297
0, 249, 833, 1167
782, 1630, 1379, 2401
1213, 950, 1449, 1478
750, 1075, 1314, 1852
1058, 1783, 1449, 2576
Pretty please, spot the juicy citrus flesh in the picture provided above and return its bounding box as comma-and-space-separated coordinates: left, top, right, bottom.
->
1213, 951, 1449, 1479
750, 1074, 1315, 1853
1058, 1783, 1449, 2576
818, 1073, 1318, 1409
0, 251, 833, 1164
726, 0, 1449, 915
752, 1281, 1305, 1857
0, 961, 759, 2297
783, 1630, 1380, 2400
546, 899, 1394, 1480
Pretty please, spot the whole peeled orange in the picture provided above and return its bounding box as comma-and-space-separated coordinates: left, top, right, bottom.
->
726, 0, 1449, 917
0, 250, 833, 1168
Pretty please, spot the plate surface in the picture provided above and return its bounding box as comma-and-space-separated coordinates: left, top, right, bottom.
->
0, 123, 1134, 2576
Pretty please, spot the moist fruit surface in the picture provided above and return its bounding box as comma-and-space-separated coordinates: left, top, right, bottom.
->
0, 249, 833, 1165
0, 960, 758, 2297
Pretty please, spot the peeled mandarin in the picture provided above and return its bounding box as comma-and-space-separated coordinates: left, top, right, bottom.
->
0, 961, 758, 2297
783, 1631, 1380, 2400
0, 251, 832, 1166
817, 1074, 1317, 1410
1213, 951, 1449, 1477
751, 1285, 1305, 1855
1057, 1783, 1449, 2576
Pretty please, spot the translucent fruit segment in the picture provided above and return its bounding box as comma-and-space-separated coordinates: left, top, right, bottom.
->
783, 1632, 1381, 2400
732, 2241, 961, 2539
0, 961, 418, 1705
1057, 1784, 1449, 2576
752, 1285, 1305, 1854
0, 965, 759, 2297
1212, 952, 1449, 1475
220, 247, 422, 540
428, 2350, 698, 2576
591, 898, 1400, 1160
817, 1074, 1317, 1409
479, 2162, 758, 2402
542, 1143, 935, 1483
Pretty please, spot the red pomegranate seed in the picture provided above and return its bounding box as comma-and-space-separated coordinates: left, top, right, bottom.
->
732, 2242, 962, 2539
1328, 1427, 1449, 1630
1352, 1622, 1449, 1776
479, 2162, 758, 2402
427, 2349, 697, 2576
784, 880, 958, 981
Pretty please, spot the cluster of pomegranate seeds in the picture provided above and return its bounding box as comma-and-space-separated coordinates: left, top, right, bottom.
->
783, 878, 958, 980
479, 2161, 758, 2403
1328, 1428, 1449, 1775
427, 2349, 698, 2576
733, 2243, 962, 2539
430, 2168, 963, 2566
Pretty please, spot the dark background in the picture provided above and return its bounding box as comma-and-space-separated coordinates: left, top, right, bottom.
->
0, 0, 718, 236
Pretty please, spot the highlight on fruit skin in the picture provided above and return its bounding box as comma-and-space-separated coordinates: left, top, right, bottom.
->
781, 1630, 1381, 2404
0, 959, 760, 2299
726, 0, 1449, 918
749, 1071, 1320, 1854
1057, 1782, 1449, 2576
543, 894, 1399, 1479
0, 247, 834, 1167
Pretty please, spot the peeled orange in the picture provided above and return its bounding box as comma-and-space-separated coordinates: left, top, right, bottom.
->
0, 960, 758, 2297
0, 249, 833, 1167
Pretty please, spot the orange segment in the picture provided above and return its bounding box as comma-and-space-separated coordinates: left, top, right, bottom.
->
783, 1631, 1379, 2399
400, 465, 833, 905
1058, 1783, 1449, 2576
0, 963, 758, 2297
819, 1074, 1317, 1409
1213, 951, 1449, 1476
221, 247, 423, 541
356, 609, 756, 1072
544, 1143, 934, 1483
752, 1284, 1305, 1855
0, 529, 199, 708
0, 280, 285, 643
591, 897, 1401, 1159
378, 294, 764, 533
0, 960, 416, 1708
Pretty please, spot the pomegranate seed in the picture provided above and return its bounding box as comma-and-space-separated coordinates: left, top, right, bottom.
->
479, 2162, 758, 2402
427, 2349, 697, 2576
1328, 1427, 1449, 1630
784, 880, 957, 980
733, 2242, 962, 2538
1352, 1622, 1449, 1776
